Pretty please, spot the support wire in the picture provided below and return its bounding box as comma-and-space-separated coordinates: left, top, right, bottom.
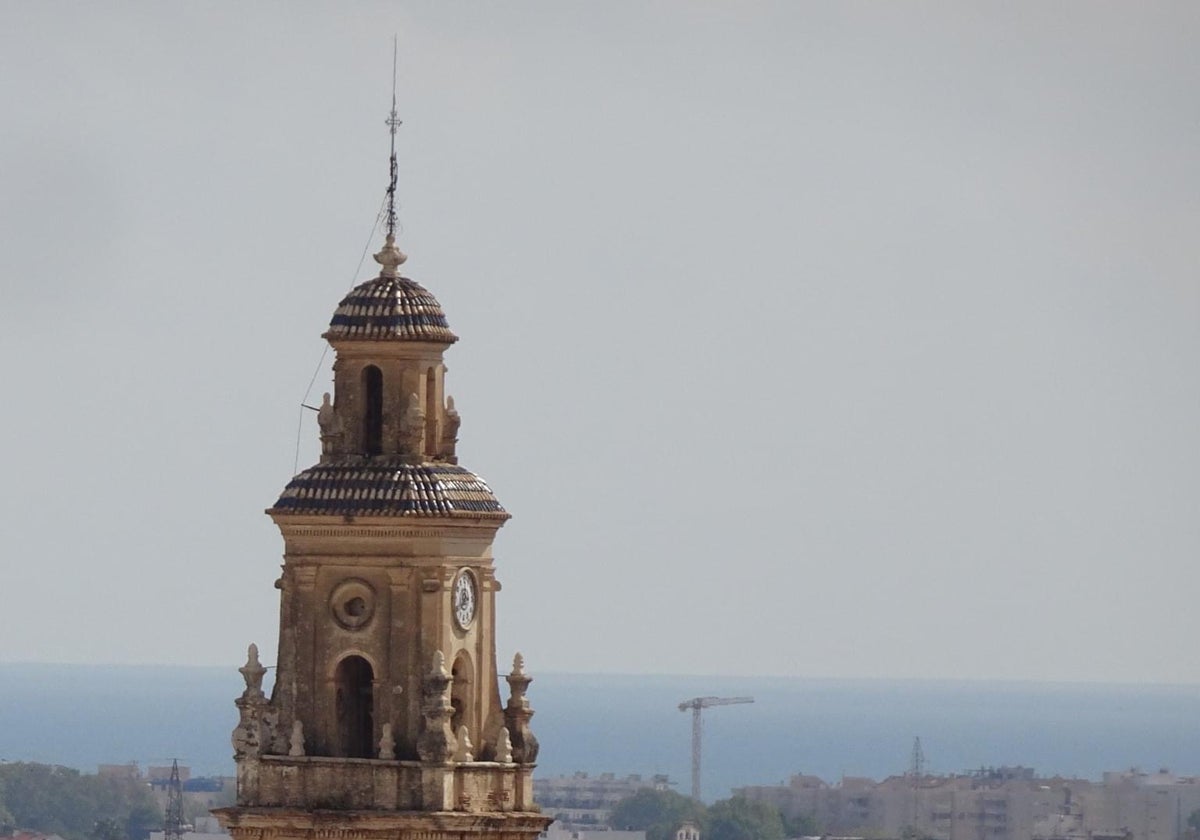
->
291, 196, 388, 475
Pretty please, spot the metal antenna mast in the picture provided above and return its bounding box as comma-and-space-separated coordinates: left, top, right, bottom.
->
677, 696, 754, 801
164, 759, 185, 840
910, 736, 925, 777
385, 35, 401, 240
909, 737, 925, 835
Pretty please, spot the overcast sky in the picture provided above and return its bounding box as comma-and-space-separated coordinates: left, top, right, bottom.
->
1, 2, 1197, 683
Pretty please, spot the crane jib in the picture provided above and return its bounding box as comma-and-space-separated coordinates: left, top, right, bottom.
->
676, 696, 754, 800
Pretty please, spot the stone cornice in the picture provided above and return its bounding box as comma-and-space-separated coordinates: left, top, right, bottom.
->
215, 808, 551, 836
271, 520, 504, 539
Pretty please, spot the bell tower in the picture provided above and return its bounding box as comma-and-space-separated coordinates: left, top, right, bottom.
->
215, 86, 549, 840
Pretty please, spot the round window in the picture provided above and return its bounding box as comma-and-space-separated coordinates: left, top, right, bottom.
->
330, 579, 376, 630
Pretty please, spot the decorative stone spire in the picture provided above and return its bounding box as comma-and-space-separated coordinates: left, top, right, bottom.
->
239, 644, 267, 700
379, 722, 396, 760
453, 725, 474, 762
288, 720, 305, 757
232, 644, 271, 766
497, 726, 514, 764
504, 652, 539, 764
417, 651, 456, 763
373, 233, 407, 278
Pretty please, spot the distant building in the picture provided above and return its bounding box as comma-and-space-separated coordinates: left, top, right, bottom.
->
542, 827, 646, 840
97, 763, 141, 780
536, 772, 673, 831
148, 815, 228, 840
5, 833, 66, 840
146, 815, 227, 840
738, 768, 1200, 840
148, 765, 191, 785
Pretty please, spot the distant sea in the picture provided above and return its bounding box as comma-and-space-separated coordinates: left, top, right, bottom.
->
2, 665, 1199, 803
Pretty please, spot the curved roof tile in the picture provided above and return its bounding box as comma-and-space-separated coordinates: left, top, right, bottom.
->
324, 276, 458, 343
271, 460, 507, 520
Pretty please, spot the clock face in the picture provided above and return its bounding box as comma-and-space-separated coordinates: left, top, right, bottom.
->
453, 570, 477, 629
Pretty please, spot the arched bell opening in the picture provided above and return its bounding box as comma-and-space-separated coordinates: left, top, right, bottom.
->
362, 365, 383, 456
450, 651, 474, 742
424, 366, 438, 454
334, 654, 374, 758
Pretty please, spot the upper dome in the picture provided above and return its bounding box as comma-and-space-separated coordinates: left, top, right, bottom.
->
324, 274, 458, 343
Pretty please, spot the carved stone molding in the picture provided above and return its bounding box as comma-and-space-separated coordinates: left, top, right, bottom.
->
278, 526, 497, 539
292, 567, 318, 589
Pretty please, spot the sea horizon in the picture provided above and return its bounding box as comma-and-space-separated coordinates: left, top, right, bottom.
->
3, 663, 1198, 802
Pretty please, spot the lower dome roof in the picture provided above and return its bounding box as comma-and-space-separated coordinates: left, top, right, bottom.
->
270, 460, 508, 520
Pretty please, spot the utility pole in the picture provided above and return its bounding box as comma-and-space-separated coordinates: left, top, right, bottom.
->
677, 696, 753, 801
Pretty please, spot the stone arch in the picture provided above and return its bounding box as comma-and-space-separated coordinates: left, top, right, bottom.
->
424, 366, 438, 454
449, 649, 474, 742
333, 654, 375, 758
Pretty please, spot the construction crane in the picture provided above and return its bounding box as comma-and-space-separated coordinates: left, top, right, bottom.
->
678, 696, 754, 801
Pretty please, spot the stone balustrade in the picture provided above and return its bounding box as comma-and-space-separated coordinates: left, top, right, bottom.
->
240, 755, 536, 814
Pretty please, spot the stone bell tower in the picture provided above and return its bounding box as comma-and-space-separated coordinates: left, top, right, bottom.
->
215, 100, 549, 840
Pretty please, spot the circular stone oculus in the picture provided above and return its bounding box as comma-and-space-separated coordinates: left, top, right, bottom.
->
330, 578, 377, 630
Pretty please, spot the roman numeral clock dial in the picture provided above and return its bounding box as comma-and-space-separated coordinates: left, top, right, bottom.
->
453, 569, 477, 630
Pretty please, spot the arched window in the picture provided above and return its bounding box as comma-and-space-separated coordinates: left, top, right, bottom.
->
362, 365, 383, 456
450, 652, 473, 739
425, 367, 438, 452
334, 655, 374, 758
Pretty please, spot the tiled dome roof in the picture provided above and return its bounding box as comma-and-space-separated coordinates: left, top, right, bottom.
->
270, 460, 507, 520
324, 275, 458, 343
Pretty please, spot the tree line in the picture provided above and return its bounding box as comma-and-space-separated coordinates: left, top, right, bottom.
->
0, 762, 161, 840
609, 789, 819, 840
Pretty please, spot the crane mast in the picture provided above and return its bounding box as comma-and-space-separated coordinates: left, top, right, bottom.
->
677, 696, 753, 801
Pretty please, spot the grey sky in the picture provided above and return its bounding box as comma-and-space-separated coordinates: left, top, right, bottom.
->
1, 2, 1196, 683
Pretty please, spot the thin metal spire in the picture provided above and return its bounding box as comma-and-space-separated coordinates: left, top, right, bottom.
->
385, 35, 401, 240
373, 36, 407, 277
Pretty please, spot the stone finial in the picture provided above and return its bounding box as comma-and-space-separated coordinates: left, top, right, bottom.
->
497, 726, 514, 764
453, 725, 474, 762
232, 644, 269, 760
417, 650, 455, 763
288, 720, 305, 757
398, 392, 425, 458
239, 644, 267, 699
505, 651, 539, 764
379, 722, 395, 760
373, 233, 407, 278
